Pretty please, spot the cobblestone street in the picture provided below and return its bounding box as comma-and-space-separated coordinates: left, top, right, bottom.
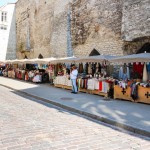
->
0, 85, 150, 150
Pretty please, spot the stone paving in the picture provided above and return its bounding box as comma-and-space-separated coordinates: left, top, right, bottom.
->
0, 85, 150, 150
0, 77, 150, 136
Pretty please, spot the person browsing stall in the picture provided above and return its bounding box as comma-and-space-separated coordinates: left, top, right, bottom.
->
70, 65, 78, 94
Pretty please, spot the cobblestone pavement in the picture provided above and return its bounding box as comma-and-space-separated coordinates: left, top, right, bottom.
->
0, 85, 150, 150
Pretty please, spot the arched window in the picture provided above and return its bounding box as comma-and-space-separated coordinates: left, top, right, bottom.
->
136, 43, 150, 54
24, 55, 28, 59
38, 54, 43, 59
89, 49, 100, 56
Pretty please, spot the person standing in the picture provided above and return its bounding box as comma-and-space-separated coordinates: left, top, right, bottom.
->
70, 65, 78, 94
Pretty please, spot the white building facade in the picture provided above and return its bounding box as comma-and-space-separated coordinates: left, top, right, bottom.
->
0, 3, 16, 61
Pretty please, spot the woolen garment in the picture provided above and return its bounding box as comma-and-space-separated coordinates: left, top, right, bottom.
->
143, 63, 148, 82
96, 63, 99, 73
130, 83, 138, 100
147, 63, 150, 72
133, 62, 144, 78
106, 65, 114, 76
87, 79, 95, 90
148, 72, 150, 80
84, 79, 88, 89
88, 64, 92, 74
119, 67, 123, 79
77, 79, 81, 88
98, 63, 101, 73
85, 63, 89, 74
92, 63, 96, 76
78, 63, 84, 73
99, 81, 102, 91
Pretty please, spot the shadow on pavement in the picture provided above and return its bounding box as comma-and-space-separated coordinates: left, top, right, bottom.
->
10, 88, 150, 141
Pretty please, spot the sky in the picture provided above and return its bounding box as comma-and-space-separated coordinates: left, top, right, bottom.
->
0, 0, 17, 7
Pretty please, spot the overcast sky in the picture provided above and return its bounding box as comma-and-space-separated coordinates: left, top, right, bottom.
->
0, 0, 17, 7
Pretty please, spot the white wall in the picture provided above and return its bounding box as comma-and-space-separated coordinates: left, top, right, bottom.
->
0, 4, 16, 61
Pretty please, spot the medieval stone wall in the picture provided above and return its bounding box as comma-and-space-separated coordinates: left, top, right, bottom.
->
16, 0, 71, 59
16, 0, 150, 59
70, 0, 124, 57
122, 0, 150, 41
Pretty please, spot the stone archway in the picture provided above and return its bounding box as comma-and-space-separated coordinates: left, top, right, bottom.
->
38, 53, 43, 59
89, 49, 100, 56
24, 55, 28, 59
136, 43, 150, 54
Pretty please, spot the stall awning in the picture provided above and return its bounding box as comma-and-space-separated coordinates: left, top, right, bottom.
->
110, 53, 150, 63
75, 55, 117, 63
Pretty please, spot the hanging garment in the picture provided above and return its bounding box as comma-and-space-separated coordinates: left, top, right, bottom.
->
106, 65, 114, 77
88, 63, 92, 74
94, 79, 99, 90
80, 79, 83, 88
99, 81, 103, 91
147, 63, 150, 72
98, 63, 101, 73
85, 63, 89, 74
81, 79, 84, 88
96, 63, 99, 73
84, 79, 88, 89
133, 62, 144, 79
127, 67, 130, 79
92, 63, 96, 76
143, 63, 148, 82
87, 79, 95, 90
119, 66, 130, 80
130, 83, 138, 101
147, 63, 150, 80
77, 79, 80, 89
79, 63, 84, 73
119, 67, 123, 79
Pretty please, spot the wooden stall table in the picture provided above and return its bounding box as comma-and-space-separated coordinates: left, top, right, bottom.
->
114, 85, 133, 101
138, 86, 150, 104
92, 90, 108, 97
63, 85, 72, 90
54, 84, 64, 89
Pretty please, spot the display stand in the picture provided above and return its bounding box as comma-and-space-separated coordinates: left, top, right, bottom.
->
114, 85, 133, 101
92, 90, 108, 97
138, 86, 150, 104
55, 84, 108, 97
54, 84, 64, 89
114, 85, 150, 104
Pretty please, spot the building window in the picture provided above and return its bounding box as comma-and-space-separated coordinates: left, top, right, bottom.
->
0, 25, 7, 30
1, 12, 7, 22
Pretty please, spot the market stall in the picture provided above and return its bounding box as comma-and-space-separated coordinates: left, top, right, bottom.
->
53, 55, 116, 98
110, 53, 150, 104
1, 58, 56, 83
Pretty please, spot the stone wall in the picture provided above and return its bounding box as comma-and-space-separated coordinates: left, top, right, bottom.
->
122, 0, 150, 41
16, 0, 150, 59
16, 0, 71, 59
70, 0, 124, 57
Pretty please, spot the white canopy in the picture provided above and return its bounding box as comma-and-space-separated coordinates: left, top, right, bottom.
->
51, 56, 78, 63
75, 55, 117, 63
4, 60, 13, 64
10, 57, 56, 64
110, 53, 150, 63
